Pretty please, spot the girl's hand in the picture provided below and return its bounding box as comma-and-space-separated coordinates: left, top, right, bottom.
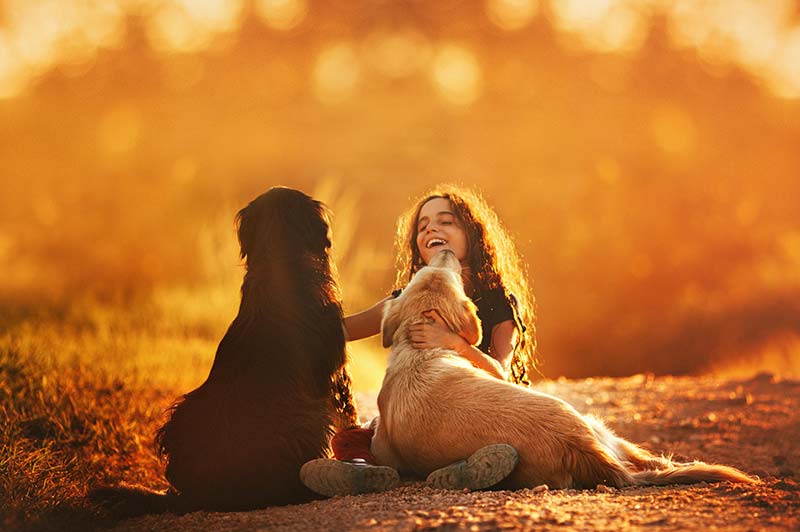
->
408, 310, 468, 351
411, 310, 507, 379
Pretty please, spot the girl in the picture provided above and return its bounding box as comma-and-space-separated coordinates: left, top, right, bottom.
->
301, 185, 537, 496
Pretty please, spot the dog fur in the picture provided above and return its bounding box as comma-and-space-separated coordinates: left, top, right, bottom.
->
90, 187, 358, 514
371, 250, 755, 489
153, 187, 359, 510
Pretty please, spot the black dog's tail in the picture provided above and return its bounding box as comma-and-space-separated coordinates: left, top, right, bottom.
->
87, 485, 190, 518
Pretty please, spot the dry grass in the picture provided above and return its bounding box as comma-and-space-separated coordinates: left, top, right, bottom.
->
1, 352, 169, 528
0, 298, 202, 529
0, 280, 385, 531
0, 177, 397, 529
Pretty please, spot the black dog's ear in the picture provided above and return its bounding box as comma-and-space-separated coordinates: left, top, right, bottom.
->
381, 299, 401, 348
235, 204, 255, 261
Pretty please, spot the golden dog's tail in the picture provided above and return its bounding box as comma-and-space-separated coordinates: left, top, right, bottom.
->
615, 437, 756, 486
630, 462, 757, 486
583, 415, 756, 487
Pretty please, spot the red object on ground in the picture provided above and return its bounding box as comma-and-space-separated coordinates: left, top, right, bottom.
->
331, 427, 376, 463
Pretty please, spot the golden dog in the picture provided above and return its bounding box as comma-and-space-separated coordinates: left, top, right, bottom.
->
372, 249, 754, 489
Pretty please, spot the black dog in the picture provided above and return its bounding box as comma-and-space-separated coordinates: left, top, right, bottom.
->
92, 187, 358, 514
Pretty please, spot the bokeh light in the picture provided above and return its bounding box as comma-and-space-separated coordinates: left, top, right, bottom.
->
764, 27, 800, 99
430, 44, 482, 105
485, 0, 539, 31
666, 0, 800, 96
1, 0, 800, 382
548, 0, 649, 54
0, 0, 126, 98
313, 42, 361, 104
254, 0, 308, 31
362, 30, 431, 79
146, 0, 244, 54
0, 1, 798, 101
0, 31, 27, 99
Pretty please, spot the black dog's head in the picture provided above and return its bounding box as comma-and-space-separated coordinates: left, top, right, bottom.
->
235, 187, 332, 269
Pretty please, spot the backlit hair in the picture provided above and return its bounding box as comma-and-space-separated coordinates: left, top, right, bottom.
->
394, 185, 539, 385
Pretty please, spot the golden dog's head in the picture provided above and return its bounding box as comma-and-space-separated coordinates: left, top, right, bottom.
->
382, 250, 482, 348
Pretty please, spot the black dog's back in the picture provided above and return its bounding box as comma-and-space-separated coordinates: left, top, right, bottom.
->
157, 293, 346, 510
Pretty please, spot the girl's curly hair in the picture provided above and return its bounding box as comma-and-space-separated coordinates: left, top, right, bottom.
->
394, 185, 539, 385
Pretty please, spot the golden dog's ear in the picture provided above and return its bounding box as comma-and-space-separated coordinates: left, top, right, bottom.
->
381, 299, 401, 348
459, 299, 482, 346
436, 296, 483, 346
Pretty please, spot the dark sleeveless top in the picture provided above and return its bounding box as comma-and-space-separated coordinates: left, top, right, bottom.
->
390, 286, 519, 358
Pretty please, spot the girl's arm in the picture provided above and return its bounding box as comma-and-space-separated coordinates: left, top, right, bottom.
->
487, 320, 517, 370
453, 343, 507, 380
343, 296, 392, 341
409, 311, 511, 380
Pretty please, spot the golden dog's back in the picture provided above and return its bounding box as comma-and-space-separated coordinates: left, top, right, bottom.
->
380, 352, 632, 487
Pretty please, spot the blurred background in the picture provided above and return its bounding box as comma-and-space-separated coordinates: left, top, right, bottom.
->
1, 0, 799, 390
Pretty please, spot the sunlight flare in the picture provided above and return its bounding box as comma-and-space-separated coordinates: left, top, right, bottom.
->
763, 27, 800, 99
312, 42, 361, 104
254, 0, 308, 31
548, 0, 648, 54
485, 0, 539, 31
362, 30, 431, 79
430, 44, 482, 106
146, 0, 244, 54
0, 31, 28, 99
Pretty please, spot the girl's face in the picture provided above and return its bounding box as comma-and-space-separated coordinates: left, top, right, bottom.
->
416, 197, 468, 265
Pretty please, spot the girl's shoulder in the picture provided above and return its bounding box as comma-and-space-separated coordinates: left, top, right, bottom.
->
476, 286, 527, 333
475, 286, 513, 315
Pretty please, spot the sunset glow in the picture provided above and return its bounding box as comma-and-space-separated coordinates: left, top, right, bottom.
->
1, 0, 799, 383
2, 5, 800, 529
254, 0, 308, 31
486, 0, 540, 31
0, 1, 798, 100
313, 42, 362, 104
430, 44, 482, 105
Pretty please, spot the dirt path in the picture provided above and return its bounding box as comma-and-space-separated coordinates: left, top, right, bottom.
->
110, 375, 800, 531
